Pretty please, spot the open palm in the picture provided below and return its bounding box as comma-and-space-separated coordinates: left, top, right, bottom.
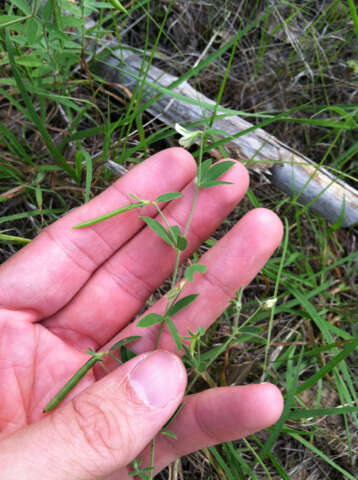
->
0, 149, 283, 479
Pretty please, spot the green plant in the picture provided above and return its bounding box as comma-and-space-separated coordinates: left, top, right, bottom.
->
43, 128, 236, 477
1, 1, 358, 478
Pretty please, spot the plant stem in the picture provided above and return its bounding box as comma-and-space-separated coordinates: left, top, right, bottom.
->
148, 437, 156, 480
185, 330, 238, 394
153, 134, 205, 350
154, 320, 165, 350
184, 133, 204, 236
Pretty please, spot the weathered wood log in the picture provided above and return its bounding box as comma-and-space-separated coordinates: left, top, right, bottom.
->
93, 46, 358, 228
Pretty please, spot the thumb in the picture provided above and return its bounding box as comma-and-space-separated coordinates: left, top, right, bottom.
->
0, 351, 186, 480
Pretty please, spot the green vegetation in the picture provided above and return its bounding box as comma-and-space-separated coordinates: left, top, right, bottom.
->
1, 0, 357, 478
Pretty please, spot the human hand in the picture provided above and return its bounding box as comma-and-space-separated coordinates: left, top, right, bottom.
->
0, 148, 284, 479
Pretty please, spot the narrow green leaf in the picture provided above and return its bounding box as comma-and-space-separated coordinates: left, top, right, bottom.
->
290, 405, 358, 420
35, 185, 42, 211
199, 159, 212, 180
169, 225, 181, 240
43, 356, 98, 412
75, 151, 82, 181
259, 347, 303, 459
15, 55, 42, 67
11, 0, 31, 14
73, 203, 145, 228
176, 235, 188, 251
167, 294, 199, 316
166, 316, 182, 351
223, 442, 257, 479
160, 430, 177, 440
208, 446, 237, 480
295, 339, 358, 395
290, 432, 357, 480
141, 216, 174, 247
137, 313, 164, 328
0, 16, 27, 27
200, 180, 233, 188
202, 161, 235, 182
109, 336, 141, 352
251, 435, 290, 480
41, 0, 52, 20
120, 347, 137, 363
185, 264, 208, 282
0, 233, 31, 244
156, 192, 182, 203
107, 0, 128, 13
5, 30, 76, 179
83, 151, 93, 203
0, 208, 62, 225
62, 17, 85, 28
32, 64, 53, 78
0, 124, 33, 165
128, 193, 142, 202
25, 17, 40, 45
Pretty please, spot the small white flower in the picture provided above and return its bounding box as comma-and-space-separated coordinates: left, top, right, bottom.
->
174, 123, 202, 148
261, 297, 277, 310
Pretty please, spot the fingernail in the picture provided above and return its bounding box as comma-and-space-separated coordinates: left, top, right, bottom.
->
128, 351, 185, 408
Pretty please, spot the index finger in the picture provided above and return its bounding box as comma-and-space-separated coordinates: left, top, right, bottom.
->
0, 148, 196, 321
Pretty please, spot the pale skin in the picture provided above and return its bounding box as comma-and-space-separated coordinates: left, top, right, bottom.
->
0, 148, 284, 479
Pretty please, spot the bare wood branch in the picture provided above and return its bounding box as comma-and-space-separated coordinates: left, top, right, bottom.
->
93, 46, 358, 228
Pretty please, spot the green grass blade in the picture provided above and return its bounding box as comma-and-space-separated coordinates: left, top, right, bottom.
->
0, 125, 34, 166
5, 30, 76, 180
0, 233, 31, 244
83, 151, 93, 203
295, 339, 358, 395
208, 446, 236, 480
0, 209, 63, 226
290, 405, 358, 420
259, 347, 303, 459
290, 432, 357, 480
347, 0, 358, 40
